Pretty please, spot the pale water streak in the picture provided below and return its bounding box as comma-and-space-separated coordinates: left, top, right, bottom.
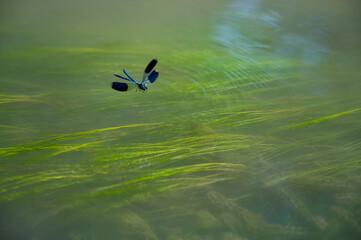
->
1, 0, 361, 239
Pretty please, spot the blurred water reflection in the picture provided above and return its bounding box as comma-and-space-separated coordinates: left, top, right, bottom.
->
1, 0, 360, 239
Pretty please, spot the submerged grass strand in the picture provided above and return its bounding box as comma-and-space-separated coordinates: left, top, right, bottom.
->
290, 108, 361, 128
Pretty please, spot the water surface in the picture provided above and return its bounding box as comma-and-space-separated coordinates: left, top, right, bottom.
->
1, 0, 361, 239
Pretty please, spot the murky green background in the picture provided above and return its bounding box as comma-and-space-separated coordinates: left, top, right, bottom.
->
1, 0, 361, 239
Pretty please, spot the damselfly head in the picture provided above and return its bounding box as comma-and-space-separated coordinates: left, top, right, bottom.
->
139, 84, 147, 91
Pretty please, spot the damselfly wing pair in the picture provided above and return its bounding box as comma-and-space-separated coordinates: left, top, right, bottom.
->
112, 59, 159, 92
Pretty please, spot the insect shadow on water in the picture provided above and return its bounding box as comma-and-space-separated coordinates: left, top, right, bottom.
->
112, 59, 159, 92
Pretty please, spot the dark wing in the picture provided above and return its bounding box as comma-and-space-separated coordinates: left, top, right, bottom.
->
142, 59, 157, 84
144, 70, 159, 85
111, 82, 136, 91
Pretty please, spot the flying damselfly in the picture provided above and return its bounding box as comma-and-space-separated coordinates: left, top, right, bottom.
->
112, 59, 159, 92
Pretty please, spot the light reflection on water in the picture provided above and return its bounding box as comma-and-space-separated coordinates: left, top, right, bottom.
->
1, 0, 361, 239
200, 0, 333, 97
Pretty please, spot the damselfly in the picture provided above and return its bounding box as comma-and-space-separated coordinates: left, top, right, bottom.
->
112, 59, 159, 92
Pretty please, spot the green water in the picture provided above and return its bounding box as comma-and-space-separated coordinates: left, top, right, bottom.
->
1, 0, 361, 239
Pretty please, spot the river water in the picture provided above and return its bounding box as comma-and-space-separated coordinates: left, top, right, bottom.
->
1, 0, 360, 239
